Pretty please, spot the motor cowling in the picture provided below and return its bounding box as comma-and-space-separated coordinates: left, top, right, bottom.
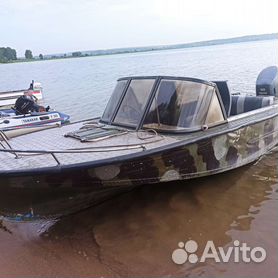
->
15, 96, 39, 114
256, 66, 278, 97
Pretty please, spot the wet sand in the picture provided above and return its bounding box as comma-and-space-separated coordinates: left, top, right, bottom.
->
0, 147, 277, 277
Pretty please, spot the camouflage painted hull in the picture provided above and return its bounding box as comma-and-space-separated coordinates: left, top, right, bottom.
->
0, 107, 277, 218
24, 108, 278, 186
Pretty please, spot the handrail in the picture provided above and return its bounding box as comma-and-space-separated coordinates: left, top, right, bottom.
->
0, 129, 163, 156
0, 144, 147, 166
0, 144, 147, 155
0, 126, 164, 166
0, 131, 19, 158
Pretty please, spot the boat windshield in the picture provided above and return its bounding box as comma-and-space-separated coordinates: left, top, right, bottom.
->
101, 77, 225, 131
143, 79, 225, 131
101, 80, 128, 122
112, 79, 155, 127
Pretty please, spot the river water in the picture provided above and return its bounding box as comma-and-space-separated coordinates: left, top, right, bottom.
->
0, 40, 277, 277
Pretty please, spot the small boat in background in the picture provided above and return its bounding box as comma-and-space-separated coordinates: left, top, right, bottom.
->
0, 80, 70, 137
0, 109, 70, 138
0, 80, 43, 107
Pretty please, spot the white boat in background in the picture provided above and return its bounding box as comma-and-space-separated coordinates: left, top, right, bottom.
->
0, 107, 70, 127
0, 81, 43, 107
0, 80, 70, 138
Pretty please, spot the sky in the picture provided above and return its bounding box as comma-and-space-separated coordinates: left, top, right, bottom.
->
0, 0, 277, 57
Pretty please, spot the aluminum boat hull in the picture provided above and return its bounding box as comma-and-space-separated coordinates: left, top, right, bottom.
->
1, 69, 278, 219
0, 107, 277, 218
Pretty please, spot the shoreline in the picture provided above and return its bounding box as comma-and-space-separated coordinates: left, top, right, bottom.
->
1, 33, 277, 65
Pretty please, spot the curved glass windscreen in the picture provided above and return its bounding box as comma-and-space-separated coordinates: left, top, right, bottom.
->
101, 80, 127, 122
143, 79, 224, 130
113, 79, 155, 126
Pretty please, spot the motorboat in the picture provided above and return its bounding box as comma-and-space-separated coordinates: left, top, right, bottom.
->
0, 66, 277, 219
0, 109, 70, 138
0, 80, 70, 138
0, 81, 43, 107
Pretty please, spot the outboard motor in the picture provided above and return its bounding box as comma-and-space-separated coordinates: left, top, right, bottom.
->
256, 66, 278, 97
15, 96, 37, 114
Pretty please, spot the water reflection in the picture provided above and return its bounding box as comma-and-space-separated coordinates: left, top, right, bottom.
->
0, 148, 277, 277
0, 176, 134, 220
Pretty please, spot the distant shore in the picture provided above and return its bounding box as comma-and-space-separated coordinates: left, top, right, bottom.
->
1, 33, 277, 65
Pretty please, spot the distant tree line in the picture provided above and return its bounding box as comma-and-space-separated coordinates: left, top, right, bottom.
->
1, 46, 91, 63
0, 47, 45, 63
0, 47, 17, 63
1, 33, 277, 64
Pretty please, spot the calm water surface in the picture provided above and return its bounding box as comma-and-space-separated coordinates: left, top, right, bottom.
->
0, 40, 277, 120
0, 40, 277, 277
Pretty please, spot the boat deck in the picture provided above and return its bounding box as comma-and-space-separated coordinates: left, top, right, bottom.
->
1, 103, 278, 175
0, 119, 179, 174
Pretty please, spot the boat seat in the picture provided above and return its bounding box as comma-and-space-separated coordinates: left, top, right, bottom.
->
213, 81, 231, 117
230, 95, 274, 116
